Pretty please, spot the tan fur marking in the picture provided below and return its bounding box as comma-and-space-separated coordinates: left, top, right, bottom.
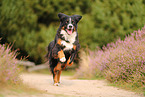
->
62, 26, 64, 30
73, 45, 77, 50
57, 38, 62, 45
74, 27, 76, 31
58, 50, 65, 59
67, 57, 73, 66
61, 63, 67, 70
53, 62, 62, 83
54, 62, 62, 71
57, 70, 62, 83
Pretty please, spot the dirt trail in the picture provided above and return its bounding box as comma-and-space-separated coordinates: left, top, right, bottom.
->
21, 73, 142, 97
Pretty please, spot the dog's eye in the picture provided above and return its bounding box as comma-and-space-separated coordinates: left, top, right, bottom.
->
72, 20, 74, 24
66, 20, 69, 23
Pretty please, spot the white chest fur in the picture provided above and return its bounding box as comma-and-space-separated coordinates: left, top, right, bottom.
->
60, 30, 77, 51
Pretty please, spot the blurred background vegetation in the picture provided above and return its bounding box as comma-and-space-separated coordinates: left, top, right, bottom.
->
0, 0, 145, 64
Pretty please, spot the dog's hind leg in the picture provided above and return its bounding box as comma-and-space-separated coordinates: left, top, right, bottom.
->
57, 70, 62, 84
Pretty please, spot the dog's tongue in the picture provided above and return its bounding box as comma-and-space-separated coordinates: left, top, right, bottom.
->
67, 29, 73, 35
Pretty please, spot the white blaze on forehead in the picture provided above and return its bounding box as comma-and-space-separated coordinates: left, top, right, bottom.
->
67, 17, 73, 30
69, 18, 71, 24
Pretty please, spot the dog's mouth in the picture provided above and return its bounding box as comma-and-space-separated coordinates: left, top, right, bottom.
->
66, 29, 73, 35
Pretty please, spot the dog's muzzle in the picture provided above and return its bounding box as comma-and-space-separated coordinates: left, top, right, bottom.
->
67, 24, 73, 30
66, 24, 74, 35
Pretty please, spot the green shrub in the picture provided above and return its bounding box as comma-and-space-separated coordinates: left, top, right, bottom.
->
91, 0, 145, 47
1, 0, 145, 63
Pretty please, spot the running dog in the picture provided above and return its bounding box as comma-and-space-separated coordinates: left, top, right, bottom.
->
46, 13, 82, 86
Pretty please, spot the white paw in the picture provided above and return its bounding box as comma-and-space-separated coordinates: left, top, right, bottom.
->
61, 41, 66, 46
60, 57, 66, 62
54, 83, 59, 86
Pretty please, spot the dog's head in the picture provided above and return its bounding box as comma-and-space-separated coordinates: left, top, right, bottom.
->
58, 13, 82, 35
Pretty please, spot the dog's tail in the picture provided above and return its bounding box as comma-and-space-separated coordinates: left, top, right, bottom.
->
45, 41, 55, 60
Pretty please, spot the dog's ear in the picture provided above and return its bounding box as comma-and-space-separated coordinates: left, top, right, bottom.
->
73, 15, 82, 23
58, 13, 67, 22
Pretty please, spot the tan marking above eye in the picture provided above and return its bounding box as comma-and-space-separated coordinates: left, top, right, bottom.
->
66, 20, 69, 23
62, 26, 64, 29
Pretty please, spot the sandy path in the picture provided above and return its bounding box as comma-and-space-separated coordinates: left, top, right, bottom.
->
21, 73, 142, 97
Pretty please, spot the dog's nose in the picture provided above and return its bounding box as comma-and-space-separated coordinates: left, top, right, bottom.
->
69, 25, 72, 28
67, 24, 73, 29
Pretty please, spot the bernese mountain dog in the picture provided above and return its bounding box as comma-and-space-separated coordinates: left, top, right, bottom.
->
46, 13, 82, 86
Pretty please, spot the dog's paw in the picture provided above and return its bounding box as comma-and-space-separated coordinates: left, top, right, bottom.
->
60, 57, 66, 62
61, 41, 66, 46
54, 83, 59, 86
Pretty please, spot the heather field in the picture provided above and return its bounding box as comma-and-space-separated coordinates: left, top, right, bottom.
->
0, 30, 144, 96
75, 26, 145, 94
0, 44, 51, 97
0, 44, 20, 85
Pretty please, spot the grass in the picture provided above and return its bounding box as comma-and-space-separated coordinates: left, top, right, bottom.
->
0, 94, 4, 97
108, 81, 145, 96
0, 82, 69, 97
0, 82, 47, 97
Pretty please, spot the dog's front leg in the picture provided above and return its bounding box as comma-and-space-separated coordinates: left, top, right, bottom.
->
69, 44, 80, 64
66, 51, 77, 66
53, 62, 61, 86
53, 70, 58, 86
58, 50, 66, 62
52, 44, 66, 62
69, 52, 76, 64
